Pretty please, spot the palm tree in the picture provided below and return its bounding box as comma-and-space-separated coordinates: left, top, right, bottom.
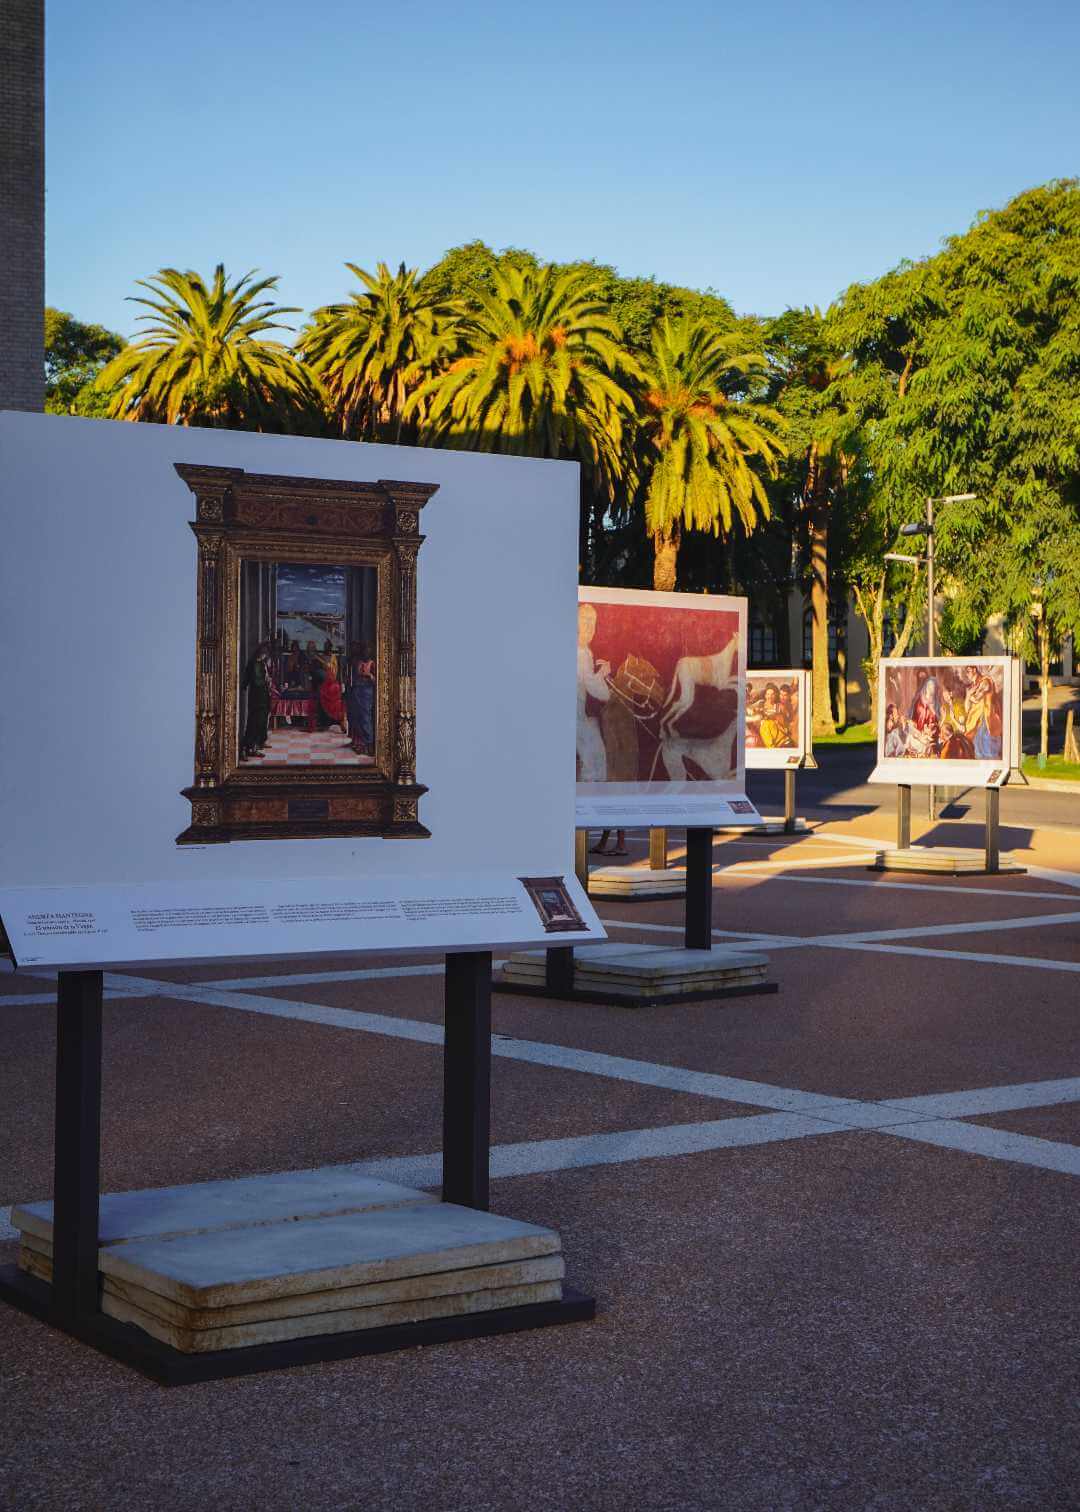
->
407, 261, 640, 499
638, 318, 786, 592
767, 307, 853, 733
97, 265, 323, 430
299, 262, 461, 442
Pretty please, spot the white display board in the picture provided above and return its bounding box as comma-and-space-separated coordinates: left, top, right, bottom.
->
574, 586, 760, 828
868, 656, 1022, 789
0, 413, 603, 967
744, 668, 812, 770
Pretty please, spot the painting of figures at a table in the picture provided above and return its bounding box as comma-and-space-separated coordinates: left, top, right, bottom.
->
576, 592, 742, 784
238, 560, 378, 768
745, 674, 801, 751
879, 660, 1005, 762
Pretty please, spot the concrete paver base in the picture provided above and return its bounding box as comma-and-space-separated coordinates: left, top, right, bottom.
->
11, 1175, 565, 1354
875, 846, 1026, 875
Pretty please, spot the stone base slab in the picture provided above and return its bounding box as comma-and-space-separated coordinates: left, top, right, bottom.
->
12, 1167, 435, 1249
103, 1279, 563, 1353
21, 1244, 565, 1330
874, 847, 1026, 875
499, 942, 774, 1005
587, 866, 686, 900
10, 1172, 567, 1357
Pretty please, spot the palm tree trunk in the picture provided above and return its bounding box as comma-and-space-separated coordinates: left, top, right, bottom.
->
809, 502, 832, 735
652, 529, 679, 594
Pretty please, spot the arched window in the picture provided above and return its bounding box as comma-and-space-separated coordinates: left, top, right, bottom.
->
802, 606, 845, 668
749, 611, 778, 667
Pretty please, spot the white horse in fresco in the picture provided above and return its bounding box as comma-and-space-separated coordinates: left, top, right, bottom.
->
658, 639, 739, 738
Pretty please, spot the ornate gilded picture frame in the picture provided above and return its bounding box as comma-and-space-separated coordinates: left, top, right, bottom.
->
174, 463, 437, 844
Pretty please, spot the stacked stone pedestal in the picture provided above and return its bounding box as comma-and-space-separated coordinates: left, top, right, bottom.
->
586, 865, 687, 900
13, 1170, 563, 1354
874, 846, 1025, 875
500, 941, 772, 1006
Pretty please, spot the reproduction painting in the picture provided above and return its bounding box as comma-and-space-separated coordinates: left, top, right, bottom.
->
869, 657, 1021, 787
176, 463, 437, 844
744, 669, 811, 769
576, 586, 758, 826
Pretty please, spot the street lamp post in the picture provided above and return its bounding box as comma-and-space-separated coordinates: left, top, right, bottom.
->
887, 494, 977, 824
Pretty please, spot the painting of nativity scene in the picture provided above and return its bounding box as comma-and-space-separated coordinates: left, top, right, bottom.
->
238, 561, 378, 769
576, 596, 742, 784
880, 661, 1005, 762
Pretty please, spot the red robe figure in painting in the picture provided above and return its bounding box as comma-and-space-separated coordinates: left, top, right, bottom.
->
318, 659, 347, 731
910, 675, 941, 755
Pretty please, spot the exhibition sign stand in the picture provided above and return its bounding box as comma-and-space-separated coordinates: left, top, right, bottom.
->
869, 657, 1026, 876
0, 949, 594, 1386
497, 588, 776, 1005
741, 669, 816, 834
0, 413, 605, 1382
502, 824, 774, 1008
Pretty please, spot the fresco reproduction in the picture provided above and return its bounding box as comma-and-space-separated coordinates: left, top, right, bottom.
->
576, 595, 742, 785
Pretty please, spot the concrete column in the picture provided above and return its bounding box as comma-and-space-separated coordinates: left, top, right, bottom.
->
0, 0, 45, 412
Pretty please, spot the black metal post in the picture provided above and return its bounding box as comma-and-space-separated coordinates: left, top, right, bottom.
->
442, 951, 491, 1212
897, 785, 911, 850
545, 946, 575, 995
783, 769, 797, 834
985, 785, 1000, 874
51, 970, 103, 1324
684, 827, 714, 951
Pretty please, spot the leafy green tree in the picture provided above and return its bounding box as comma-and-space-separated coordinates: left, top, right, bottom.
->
97, 265, 324, 430
831, 180, 1080, 756
301, 262, 462, 442
408, 260, 641, 503
45, 308, 124, 416
636, 317, 784, 591
764, 308, 856, 730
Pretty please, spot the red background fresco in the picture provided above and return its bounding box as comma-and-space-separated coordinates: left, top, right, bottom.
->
584, 599, 741, 779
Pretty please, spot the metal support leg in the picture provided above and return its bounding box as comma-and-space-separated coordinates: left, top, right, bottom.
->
685, 828, 714, 951
51, 970, 103, 1324
897, 785, 911, 851
985, 785, 1000, 874
442, 951, 491, 1212
574, 829, 589, 891
783, 769, 797, 834
545, 946, 575, 995
649, 828, 668, 870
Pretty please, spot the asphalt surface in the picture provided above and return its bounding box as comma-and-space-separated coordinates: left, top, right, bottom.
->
747, 745, 1080, 834
2, 826, 1080, 1511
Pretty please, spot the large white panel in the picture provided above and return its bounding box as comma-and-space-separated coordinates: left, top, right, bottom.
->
0, 414, 603, 962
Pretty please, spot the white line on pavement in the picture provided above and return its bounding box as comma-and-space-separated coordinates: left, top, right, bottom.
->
823, 940, 1080, 974
882, 1077, 1080, 1118
202, 964, 446, 990
814, 909, 1080, 947
879, 1119, 1080, 1177
714, 874, 1080, 902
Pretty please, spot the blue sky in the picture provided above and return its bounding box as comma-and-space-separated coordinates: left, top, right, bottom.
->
47, 0, 1080, 338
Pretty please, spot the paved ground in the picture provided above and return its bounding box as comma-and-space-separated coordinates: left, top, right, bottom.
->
2, 820, 1080, 1510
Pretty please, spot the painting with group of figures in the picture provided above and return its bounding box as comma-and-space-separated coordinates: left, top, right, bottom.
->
871, 656, 1020, 787
176, 463, 437, 845
238, 561, 378, 768
744, 670, 811, 768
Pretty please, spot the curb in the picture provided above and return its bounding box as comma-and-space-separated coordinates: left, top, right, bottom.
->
1019, 775, 1080, 794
